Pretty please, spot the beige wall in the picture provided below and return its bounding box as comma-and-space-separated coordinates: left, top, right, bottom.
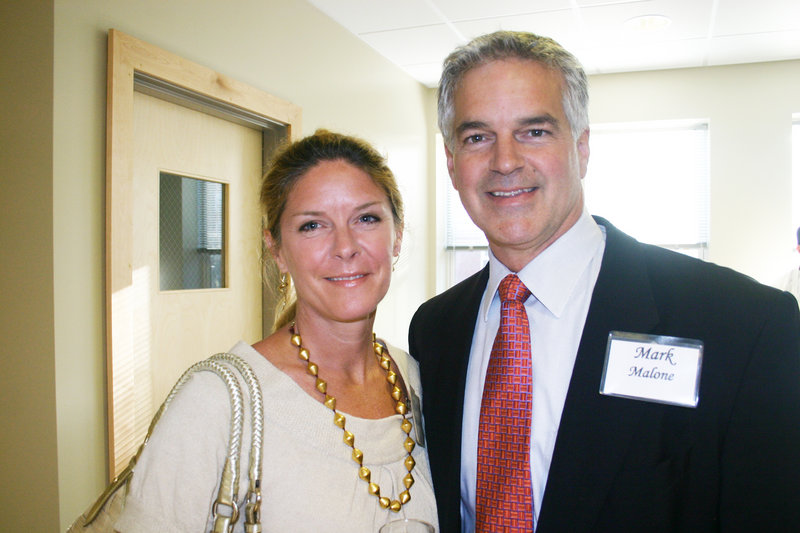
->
587, 60, 800, 285
0, 0, 434, 529
0, 2, 60, 532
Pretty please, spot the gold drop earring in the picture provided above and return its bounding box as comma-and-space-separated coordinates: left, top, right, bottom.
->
278, 272, 289, 309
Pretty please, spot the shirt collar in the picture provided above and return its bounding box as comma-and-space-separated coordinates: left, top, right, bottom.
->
482, 210, 604, 321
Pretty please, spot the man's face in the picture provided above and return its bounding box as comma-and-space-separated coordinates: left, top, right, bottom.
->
446, 58, 590, 272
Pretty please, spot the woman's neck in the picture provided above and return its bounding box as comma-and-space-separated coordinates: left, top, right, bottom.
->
292, 309, 377, 382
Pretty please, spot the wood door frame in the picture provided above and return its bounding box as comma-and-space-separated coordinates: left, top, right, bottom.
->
106, 29, 301, 478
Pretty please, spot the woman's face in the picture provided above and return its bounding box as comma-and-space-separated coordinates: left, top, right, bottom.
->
270, 159, 402, 325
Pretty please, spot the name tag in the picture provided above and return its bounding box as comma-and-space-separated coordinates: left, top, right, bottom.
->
600, 331, 703, 408
409, 385, 426, 447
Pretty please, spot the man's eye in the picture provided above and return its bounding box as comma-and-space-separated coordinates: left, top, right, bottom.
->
359, 214, 380, 224
465, 134, 485, 144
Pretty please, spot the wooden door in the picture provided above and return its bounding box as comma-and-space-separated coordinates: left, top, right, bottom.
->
130, 89, 262, 426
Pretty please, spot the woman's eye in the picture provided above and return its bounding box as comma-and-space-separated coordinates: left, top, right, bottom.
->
299, 221, 320, 232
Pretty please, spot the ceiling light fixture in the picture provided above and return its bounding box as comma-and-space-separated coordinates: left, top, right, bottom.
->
624, 14, 672, 33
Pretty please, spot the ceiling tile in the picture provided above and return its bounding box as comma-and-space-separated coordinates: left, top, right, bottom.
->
359, 25, 463, 67
713, 0, 800, 35
578, 0, 713, 46
453, 10, 583, 49
432, 0, 575, 21
307, 0, 444, 33
578, 38, 708, 74
707, 30, 800, 65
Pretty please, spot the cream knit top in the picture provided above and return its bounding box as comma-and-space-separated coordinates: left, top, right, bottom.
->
115, 341, 438, 532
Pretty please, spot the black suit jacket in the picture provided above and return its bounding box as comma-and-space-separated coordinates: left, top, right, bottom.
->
409, 217, 800, 532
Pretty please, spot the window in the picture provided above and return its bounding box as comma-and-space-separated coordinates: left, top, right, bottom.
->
159, 172, 226, 290
438, 120, 711, 290
584, 119, 710, 259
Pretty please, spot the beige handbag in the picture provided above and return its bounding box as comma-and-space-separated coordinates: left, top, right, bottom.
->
67, 353, 264, 533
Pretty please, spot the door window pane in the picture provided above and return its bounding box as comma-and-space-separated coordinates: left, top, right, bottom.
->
159, 172, 226, 290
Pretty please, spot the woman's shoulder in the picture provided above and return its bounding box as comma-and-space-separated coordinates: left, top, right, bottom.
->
381, 341, 423, 405
227, 339, 268, 367
382, 342, 418, 379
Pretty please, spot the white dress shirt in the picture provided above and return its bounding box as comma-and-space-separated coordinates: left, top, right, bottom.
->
460, 211, 606, 532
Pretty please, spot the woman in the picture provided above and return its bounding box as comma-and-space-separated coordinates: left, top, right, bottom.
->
115, 130, 438, 532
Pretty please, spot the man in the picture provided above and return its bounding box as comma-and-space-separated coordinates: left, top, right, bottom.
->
409, 31, 800, 532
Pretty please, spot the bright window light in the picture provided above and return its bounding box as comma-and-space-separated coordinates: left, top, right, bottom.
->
584, 119, 710, 257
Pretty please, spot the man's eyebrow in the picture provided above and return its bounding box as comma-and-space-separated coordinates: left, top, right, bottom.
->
454, 114, 562, 137
518, 114, 560, 128
454, 120, 489, 137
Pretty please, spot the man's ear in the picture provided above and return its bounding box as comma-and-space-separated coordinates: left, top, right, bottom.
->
445, 144, 458, 189
393, 225, 404, 258
577, 129, 590, 179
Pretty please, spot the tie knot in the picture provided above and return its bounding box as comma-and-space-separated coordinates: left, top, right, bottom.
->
498, 274, 531, 304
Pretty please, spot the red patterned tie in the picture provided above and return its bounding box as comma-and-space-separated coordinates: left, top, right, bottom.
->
476, 273, 534, 531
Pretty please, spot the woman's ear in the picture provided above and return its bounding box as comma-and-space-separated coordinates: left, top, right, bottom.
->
264, 230, 287, 272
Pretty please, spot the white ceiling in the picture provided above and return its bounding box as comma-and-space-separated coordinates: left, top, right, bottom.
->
308, 0, 800, 87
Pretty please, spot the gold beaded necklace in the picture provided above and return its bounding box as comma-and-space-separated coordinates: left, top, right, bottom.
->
289, 324, 416, 512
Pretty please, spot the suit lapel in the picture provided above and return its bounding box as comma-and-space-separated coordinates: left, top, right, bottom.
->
538, 219, 661, 532
419, 266, 489, 532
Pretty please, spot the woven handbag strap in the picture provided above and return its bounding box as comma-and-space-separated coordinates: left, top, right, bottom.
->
81, 359, 245, 533
209, 353, 264, 533
174, 360, 245, 533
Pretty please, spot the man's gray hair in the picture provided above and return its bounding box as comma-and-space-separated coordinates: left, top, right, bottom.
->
438, 31, 589, 149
